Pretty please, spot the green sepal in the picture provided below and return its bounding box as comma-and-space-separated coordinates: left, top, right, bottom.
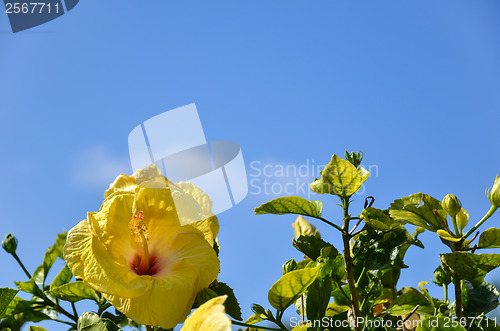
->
78, 312, 114, 331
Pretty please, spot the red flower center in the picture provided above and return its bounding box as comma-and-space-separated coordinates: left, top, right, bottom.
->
130, 253, 160, 276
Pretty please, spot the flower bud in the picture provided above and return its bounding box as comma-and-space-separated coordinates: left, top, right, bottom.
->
456, 208, 469, 231
2, 233, 18, 254
251, 304, 267, 315
486, 175, 500, 208
345, 150, 363, 168
442, 194, 462, 217
292, 216, 321, 239
433, 265, 451, 287
282, 259, 297, 275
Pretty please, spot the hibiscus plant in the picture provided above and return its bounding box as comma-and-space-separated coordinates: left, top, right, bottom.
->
1, 152, 500, 331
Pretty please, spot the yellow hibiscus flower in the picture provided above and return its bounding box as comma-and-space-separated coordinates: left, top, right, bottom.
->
63, 175, 220, 329
181, 295, 231, 331
104, 164, 219, 245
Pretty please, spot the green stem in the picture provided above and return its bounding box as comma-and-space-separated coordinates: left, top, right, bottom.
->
342, 197, 362, 331
230, 320, 282, 330
451, 215, 460, 237
454, 277, 462, 319
463, 205, 498, 240
334, 279, 352, 304
71, 302, 78, 318
43, 297, 78, 322
355, 266, 366, 289
274, 311, 288, 330
11, 252, 32, 279
10, 251, 78, 322
53, 319, 76, 327
97, 302, 112, 316
316, 216, 345, 233
443, 284, 448, 305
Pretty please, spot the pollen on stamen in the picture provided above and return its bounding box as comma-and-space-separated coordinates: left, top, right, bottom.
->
129, 212, 149, 239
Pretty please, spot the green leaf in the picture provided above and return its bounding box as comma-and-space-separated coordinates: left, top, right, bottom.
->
352, 228, 411, 270
193, 288, 218, 308
470, 318, 500, 331
29, 327, 48, 331
384, 287, 434, 317
268, 266, 321, 310
0, 297, 52, 331
478, 228, 500, 249
389, 193, 446, 232
464, 281, 499, 315
13, 280, 39, 296
330, 254, 346, 282
418, 281, 435, 309
33, 232, 67, 287
325, 302, 350, 317
50, 282, 99, 303
415, 317, 467, 331
254, 196, 323, 218
101, 319, 121, 331
306, 276, 332, 322
360, 207, 403, 231
209, 282, 242, 321
50, 265, 73, 291
78, 312, 107, 331
293, 235, 338, 261
440, 252, 500, 281
78, 314, 122, 331
310, 154, 369, 197
0, 289, 19, 318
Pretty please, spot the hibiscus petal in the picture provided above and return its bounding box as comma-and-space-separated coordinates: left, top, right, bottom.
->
104, 174, 137, 199
88, 192, 136, 260
103, 260, 201, 329
64, 219, 152, 298
181, 295, 231, 331
151, 229, 219, 288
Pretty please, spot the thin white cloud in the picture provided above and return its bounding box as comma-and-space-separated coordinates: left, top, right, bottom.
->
72, 145, 131, 189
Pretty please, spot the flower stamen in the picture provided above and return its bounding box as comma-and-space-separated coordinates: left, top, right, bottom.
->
129, 211, 156, 276
138, 231, 150, 273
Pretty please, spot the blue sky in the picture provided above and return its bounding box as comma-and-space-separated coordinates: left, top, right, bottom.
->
1, 0, 499, 329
